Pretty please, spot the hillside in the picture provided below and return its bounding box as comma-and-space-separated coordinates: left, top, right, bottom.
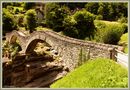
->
51, 58, 128, 88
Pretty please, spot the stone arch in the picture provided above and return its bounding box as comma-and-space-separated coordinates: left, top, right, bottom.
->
9, 35, 18, 44
9, 34, 25, 49
4, 34, 22, 56
25, 39, 51, 54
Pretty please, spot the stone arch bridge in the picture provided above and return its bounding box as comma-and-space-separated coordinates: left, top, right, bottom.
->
5, 30, 120, 70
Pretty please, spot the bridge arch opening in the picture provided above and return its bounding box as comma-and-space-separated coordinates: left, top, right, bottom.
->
25, 39, 52, 54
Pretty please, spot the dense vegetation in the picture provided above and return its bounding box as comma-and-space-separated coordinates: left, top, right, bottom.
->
85, 2, 127, 21
24, 9, 37, 33
51, 58, 128, 88
2, 8, 18, 36
118, 33, 128, 53
63, 9, 95, 39
94, 20, 127, 44
2, 2, 128, 58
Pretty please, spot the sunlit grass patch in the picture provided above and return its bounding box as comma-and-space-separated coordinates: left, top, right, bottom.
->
51, 58, 128, 88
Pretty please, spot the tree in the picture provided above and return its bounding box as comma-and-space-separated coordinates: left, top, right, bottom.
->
24, 9, 37, 33
63, 9, 95, 40
85, 2, 99, 15
2, 8, 17, 36
73, 9, 95, 39
84, 2, 128, 21
44, 3, 70, 32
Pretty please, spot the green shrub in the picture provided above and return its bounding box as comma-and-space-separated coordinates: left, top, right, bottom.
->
44, 3, 70, 32
15, 8, 19, 14
24, 9, 37, 33
62, 16, 78, 38
85, 2, 99, 15
94, 20, 106, 29
118, 33, 128, 53
63, 9, 95, 40
118, 17, 128, 23
118, 33, 128, 45
2, 8, 18, 36
94, 20, 126, 44
103, 27, 122, 44
51, 58, 128, 88
17, 14, 24, 27
95, 15, 103, 20
7, 6, 14, 13
73, 9, 95, 39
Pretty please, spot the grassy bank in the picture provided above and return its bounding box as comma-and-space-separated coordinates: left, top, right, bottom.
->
51, 58, 128, 88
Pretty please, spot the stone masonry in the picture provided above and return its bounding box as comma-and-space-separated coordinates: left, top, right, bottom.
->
5, 30, 121, 70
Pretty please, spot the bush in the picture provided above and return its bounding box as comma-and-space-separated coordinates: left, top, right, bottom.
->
44, 3, 70, 32
62, 16, 78, 38
103, 28, 122, 44
24, 9, 37, 33
7, 6, 14, 14
51, 58, 128, 88
15, 8, 19, 14
118, 33, 128, 53
17, 14, 24, 27
95, 15, 103, 20
63, 9, 95, 39
85, 2, 99, 15
118, 33, 128, 45
2, 8, 18, 36
103, 24, 126, 44
74, 9, 95, 39
118, 17, 128, 23
94, 20, 126, 44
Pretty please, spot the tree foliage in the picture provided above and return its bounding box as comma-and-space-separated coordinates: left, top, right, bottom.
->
24, 9, 37, 33
44, 3, 70, 32
85, 2, 99, 15
63, 10, 95, 40
94, 20, 127, 44
2, 8, 18, 36
85, 2, 128, 21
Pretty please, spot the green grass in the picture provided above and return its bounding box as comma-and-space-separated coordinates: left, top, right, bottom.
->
124, 47, 128, 54
118, 33, 128, 45
118, 33, 128, 54
50, 58, 128, 88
